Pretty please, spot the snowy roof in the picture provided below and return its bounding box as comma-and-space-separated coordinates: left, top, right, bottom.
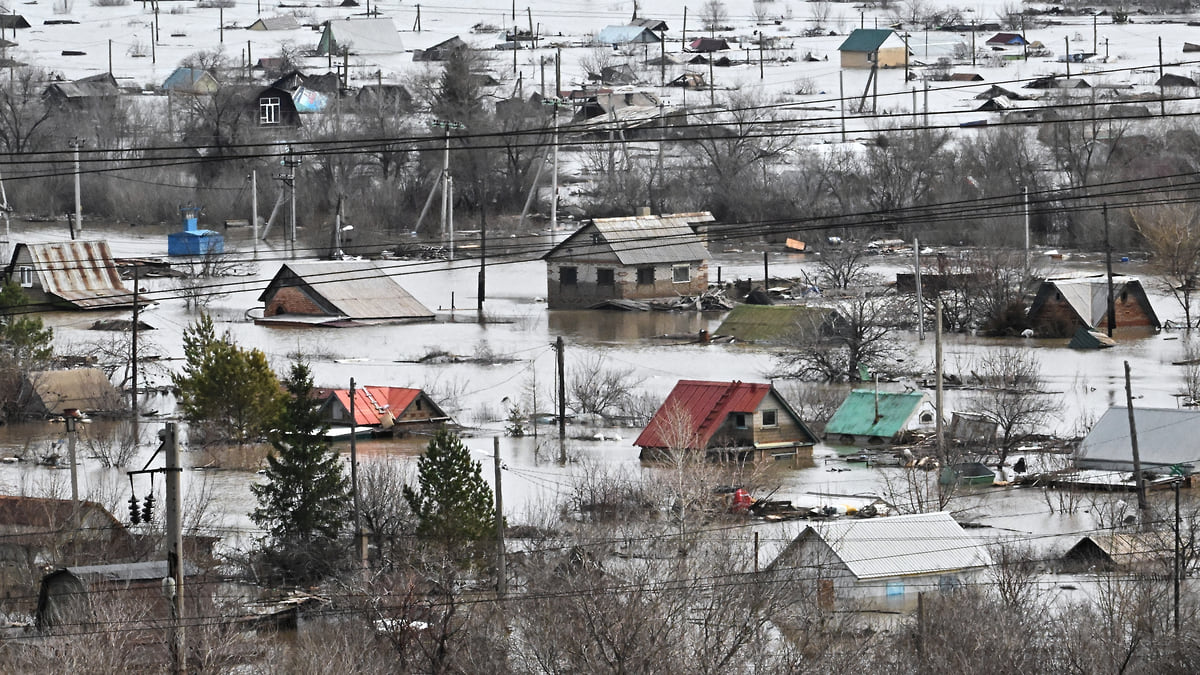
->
776, 512, 992, 581
596, 25, 660, 44
318, 18, 405, 55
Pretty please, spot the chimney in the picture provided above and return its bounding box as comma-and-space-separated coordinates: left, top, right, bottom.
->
637, 206, 652, 217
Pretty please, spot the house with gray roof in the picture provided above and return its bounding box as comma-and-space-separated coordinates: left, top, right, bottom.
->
256, 261, 434, 326
4, 241, 132, 310
596, 25, 662, 45
766, 512, 992, 612
543, 211, 713, 309
1077, 407, 1200, 474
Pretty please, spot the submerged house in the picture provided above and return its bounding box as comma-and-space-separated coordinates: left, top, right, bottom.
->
714, 304, 842, 344
318, 386, 451, 435
19, 368, 122, 416
1061, 532, 1171, 572
37, 561, 205, 629
595, 25, 662, 45
766, 512, 992, 611
257, 261, 435, 326
1077, 407, 1200, 474
824, 390, 935, 445
543, 211, 713, 309
1027, 275, 1160, 338
634, 380, 819, 464
317, 17, 405, 56
4, 241, 132, 309
837, 29, 908, 68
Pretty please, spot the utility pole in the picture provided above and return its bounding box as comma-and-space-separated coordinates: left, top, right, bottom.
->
1174, 478, 1182, 636
250, 170, 258, 259
556, 336, 566, 464
64, 409, 81, 565
69, 138, 84, 238
542, 97, 562, 245
1104, 204, 1116, 337
350, 378, 364, 569
276, 148, 300, 258
914, 237, 924, 340
935, 298, 944, 459
163, 422, 185, 675
431, 120, 464, 259
131, 266, 139, 418
1124, 361, 1150, 516
494, 436, 506, 597
1023, 185, 1030, 269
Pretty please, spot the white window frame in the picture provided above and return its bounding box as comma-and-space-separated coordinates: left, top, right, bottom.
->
761, 409, 778, 427
18, 265, 33, 288
672, 264, 690, 283
260, 97, 281, 125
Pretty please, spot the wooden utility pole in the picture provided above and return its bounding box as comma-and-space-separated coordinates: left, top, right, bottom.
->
250, 170, 258, 258
65, 409, 81, 565
935, 298, 944, 458
131, 267, 139, 418
164, 422, 185, 675
1124, 361, 1150, 515
556, 336, 566, 463
1104, 204, 1116, 337
494, 437, 506, 596
350, 378, 363, 566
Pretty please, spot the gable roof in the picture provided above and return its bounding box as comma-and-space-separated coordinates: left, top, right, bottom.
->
596, 25, 661, 44
319, 17, 405, 55
776, 512, 992, 580
0, 15, 30, 29
838, 28, 896, 53
689, 37, 729, 52
985, 32, 1028, 46
634, 380, 816, 450
715, 304, 839, 343
1078, 407, 1200, 472
162, 67, 219, 94
1029, 275, 1160, 329
327, 386, 449, 426
824, 390, 926, 438
24, 368, 122, 414
629, 18, 669, 32
545, 212, 713, 265
0, 494, 126, 537
6, 241, 132, 308
258, 261, 434, 321
247, 15, 301, 31
1156, 73, 1197, 87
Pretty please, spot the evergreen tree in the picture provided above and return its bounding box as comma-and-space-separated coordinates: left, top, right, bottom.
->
172, 314, 282, 445
404, 430, 496, 549
0, 281, 53, 367
251, 362, 350, 579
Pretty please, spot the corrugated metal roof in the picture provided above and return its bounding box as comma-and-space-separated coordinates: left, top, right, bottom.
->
838, 28, 896, 53
332, 386, 424, 425
715, 304, 837, 343
18, 241, 131, 308
798, 512, 992, 580
549, 212, 711, 266
26, 368, 121, 414
322, 18, 405, 54
824, 390, 926, 439
1051, 275, 1140, 326
1078, 407, 1200, 471
65, 560, 202, 583
635, 380, 770, 449
261, 262, 434, 321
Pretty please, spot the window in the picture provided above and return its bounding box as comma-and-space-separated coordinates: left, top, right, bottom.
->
18, 266, 33, 288
733, 414, 747, 429
637, 267, 655, 285
672, 265, 690, 283
259, 96, 281, 125
919, 412, 934, 424
596, 268, 615, 287
761, 409, 778, 427
560, 266, 578, 286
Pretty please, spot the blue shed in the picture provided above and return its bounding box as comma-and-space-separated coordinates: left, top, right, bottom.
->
167, 206, 224, 256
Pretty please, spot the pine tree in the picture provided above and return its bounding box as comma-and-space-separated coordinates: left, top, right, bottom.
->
404, 429, 496, 549
172, 314, 282, 445
252, 362, 350, 546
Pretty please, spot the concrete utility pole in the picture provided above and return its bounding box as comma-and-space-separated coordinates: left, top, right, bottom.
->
69, 138, 84, 238
250, 170, 258, 259
542, 97, 562, 245
494, 437, 506, 597
556, 335, 566, 464
431, 120, 464, 259
276, 148, 300, 258
64, 408, 81, 565
1124, 361, 1150, 517
163, 422, 186, 675
349, 378, 364, 568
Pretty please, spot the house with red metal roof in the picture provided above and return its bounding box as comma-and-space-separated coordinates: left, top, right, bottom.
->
634, 380, 818, 464
317, 386, 451, 436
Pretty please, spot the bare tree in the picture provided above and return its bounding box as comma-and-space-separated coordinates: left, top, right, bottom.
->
814, 244, 874, 290
568, 352, 646, 418
1132, 202, 1200, 330
968, 348, 1057, 473
700, 0, 728, 33
773, 293, 909, 382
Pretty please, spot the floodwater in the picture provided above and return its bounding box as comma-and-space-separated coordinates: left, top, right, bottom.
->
0, 223, 1193, 554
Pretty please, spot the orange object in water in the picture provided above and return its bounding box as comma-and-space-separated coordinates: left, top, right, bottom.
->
731, 488, 753, 512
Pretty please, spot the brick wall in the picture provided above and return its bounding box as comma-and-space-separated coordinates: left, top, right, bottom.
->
266, 286, 327, 316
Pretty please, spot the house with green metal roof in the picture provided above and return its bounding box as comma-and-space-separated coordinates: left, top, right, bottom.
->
837, 28, 909, 68
714, 304, 842, 344
824, 389, 934, 445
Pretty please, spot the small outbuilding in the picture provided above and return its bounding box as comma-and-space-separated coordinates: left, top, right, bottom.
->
985, 32, 1028, 47
766, 512, 992, 611
1155, 73, 1197, 87
318, 386, 452, 435
596, 25, 662, 45
714, 304, 841, 344
167, 206, 224, 256
162, 67, 219, 95
1027, 275, 1160, 338
1061, 532, 1171, 572
824, 390, 935, 445
688, 37, 730, 53
837, 28, 909, 68
247, 15, 301, 31
317, 17, 405, 55
19, 368, 122, 416
635, 379, 818, 464
413, 36, 467, 62
257, 261, 435, 326
4, 241, 132, 309
543, 211, 713, 309
37, 560, 205, 629
42, 73, 120, 110
1077, 407, 1200, 474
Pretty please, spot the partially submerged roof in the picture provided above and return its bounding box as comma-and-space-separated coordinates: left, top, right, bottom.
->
7, 241, 132, 308
715, 304, 838, 343
25, 368, 122, 414
1030, 275, 1160, 330
258, 261, 434, 322
838, 28, 897, 53
1078, 407, 1200, 472
1063, 532, 1170, 568
825, 390, 926, 439
57, 560, 202, 584
596, 25, 661, 44
328, 386, 449, 426
634, 380, 816, 450
545, 212, 713, 266
776, 512, 992, 580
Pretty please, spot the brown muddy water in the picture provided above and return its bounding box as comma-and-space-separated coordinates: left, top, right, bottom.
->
0, 225, 1190, 555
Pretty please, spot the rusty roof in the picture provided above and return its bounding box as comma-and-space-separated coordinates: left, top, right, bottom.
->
635, 379, 814, 450
11, 241, 132, 309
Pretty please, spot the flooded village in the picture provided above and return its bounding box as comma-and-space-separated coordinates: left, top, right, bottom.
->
1, 0, 1200, 669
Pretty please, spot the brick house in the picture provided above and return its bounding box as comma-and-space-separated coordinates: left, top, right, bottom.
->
543, 211, 713, 309
257, 261, 434, 326
1027, 275, 1160, 338
634, 380, 818, 464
